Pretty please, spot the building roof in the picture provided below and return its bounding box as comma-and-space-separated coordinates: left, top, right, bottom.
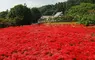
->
54, 12, 63, 17
41, 16, 53, 19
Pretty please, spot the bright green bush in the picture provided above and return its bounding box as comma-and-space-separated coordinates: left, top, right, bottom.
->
67, 3, 95, 17
67, 3, 95, 25
78, 15, 95, 26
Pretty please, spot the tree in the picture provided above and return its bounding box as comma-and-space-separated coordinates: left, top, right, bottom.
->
31, 8, 42, 23
55, 2, 66, 14
66, 0, 95, 11
80, 0, 94, 3
7, 4, 32, 25
67, 3, 95, 17
39, 5, 56, 15
0, 10, 8, 18
67, 3, 95, 25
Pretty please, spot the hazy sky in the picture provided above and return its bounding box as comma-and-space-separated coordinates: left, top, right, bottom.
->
0, 0, 67, 12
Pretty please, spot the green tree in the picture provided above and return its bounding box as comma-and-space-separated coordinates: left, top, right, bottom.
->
67, 3, 95, 17
39, 5, 56, 15
55, 2, 66, 14
7, 4, 32, 25
66, 0, 95, 11
66, 0, 79, 10
67, 3, 95, 25
0, 10, 8, 18
31, 8, 42, 23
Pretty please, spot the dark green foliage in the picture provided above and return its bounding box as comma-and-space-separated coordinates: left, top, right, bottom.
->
44, 10, 54, 16
66, 0, 95, 9
80, 0, 94, 3
55, 2, 67, 14
0, 10, 8, 18
66, 0, 80, 10
39, 5, 55, 15
39, 2, 67, 15
7, 4, 32, 25
31, 8, 42, 23
0, 4, 42, 27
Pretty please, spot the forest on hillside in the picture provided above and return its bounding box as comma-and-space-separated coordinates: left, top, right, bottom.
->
39, 0, 95, 15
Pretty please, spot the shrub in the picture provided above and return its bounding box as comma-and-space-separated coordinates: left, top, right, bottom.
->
0, 18, 11, 28
67, 3, 95, 17
78, 15, 95, 26
53, 16, 74, 22
66, 3, 95, 25
0, 10, 8, 18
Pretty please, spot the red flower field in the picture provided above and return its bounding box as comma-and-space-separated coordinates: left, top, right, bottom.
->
0, 24, 95, 60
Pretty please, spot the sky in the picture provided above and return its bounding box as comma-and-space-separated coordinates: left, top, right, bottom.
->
0, 0, 67, 12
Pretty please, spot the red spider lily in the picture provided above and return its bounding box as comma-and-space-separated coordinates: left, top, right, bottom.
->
0, 24, 95, 60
